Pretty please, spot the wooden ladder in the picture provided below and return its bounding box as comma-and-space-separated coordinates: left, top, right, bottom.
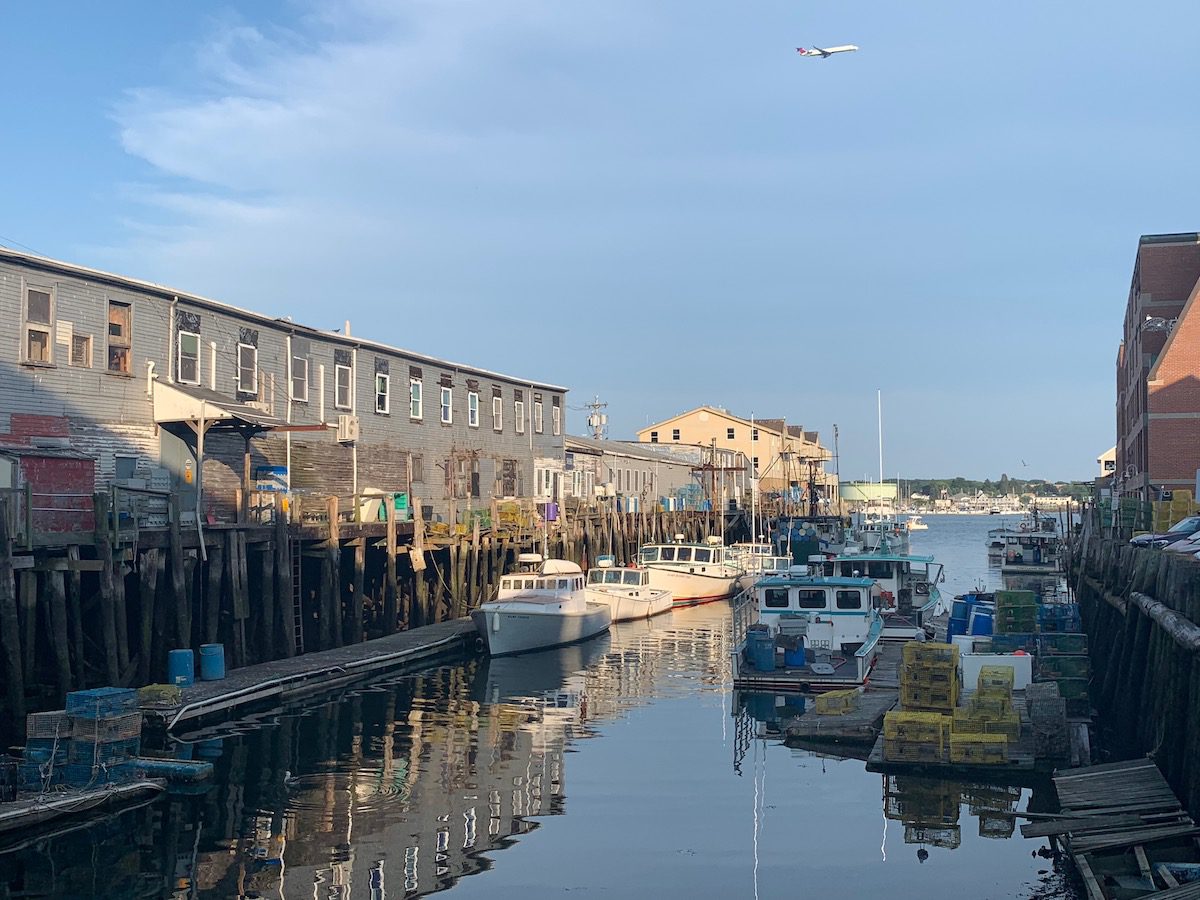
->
290, 539, 304, 655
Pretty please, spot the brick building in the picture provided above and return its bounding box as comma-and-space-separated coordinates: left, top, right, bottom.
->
1115, 233, 1200, 499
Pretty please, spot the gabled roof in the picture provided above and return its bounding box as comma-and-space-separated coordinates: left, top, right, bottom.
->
1148, 272, 1200, 383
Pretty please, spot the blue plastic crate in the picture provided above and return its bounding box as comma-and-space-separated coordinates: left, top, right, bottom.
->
66, 687, 138, 719
18, 761, 63, 791
23, 740, 68, 765
61, 759, 141, 788
67, 737, 141, 765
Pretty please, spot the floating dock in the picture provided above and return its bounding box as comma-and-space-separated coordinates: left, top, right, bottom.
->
1028, 757, 1200, 898
145, 618, 478, 730
780, 643, 901, 747
0, 780, 165, 844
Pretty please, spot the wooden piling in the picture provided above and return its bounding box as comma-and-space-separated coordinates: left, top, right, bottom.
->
168, 494, 189, 649
93, 493, 120, 685
384, 501, 398, 635
138, 548, 161, 685
351, 538, 365, 645
46, 569, 72, 694
65, 544, 84, 685
260, 540, 277, 660
205, 538, 224, 646
0, 496, 26, 728
274, 496, 295, 657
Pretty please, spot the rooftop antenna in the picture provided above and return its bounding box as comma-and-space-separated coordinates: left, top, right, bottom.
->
584, 395, 608, 440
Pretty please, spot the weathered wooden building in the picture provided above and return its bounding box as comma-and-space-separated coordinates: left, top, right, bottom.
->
1, 247, 566, 524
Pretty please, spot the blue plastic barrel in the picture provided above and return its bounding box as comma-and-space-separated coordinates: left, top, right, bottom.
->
199, 643, 226, 681
947, 617, 968, 639
783, 638, 806, 667
747, 632, 776, 672
167, 649, 195, 687
952, 599, 969, 620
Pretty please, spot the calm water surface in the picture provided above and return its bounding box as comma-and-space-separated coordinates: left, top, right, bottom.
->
0, 514, 1081, 898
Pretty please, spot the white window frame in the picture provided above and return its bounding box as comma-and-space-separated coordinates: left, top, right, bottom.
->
23, 284, 54, 365
291, 355, 309, 402
410, 378, 423, 420
492, 396, 503, 432
376, 373, 390, 414
177, 330, 201, 385
515, 399, 525, 434
468, 391, 479, 428
533, 400, 543, 434
237, 342, 258, 394
335, 363, 353, 410
552, 404, 561, 436
440, 386, 453, 424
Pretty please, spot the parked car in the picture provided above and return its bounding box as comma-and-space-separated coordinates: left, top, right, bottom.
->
1129, 515, 1200, 549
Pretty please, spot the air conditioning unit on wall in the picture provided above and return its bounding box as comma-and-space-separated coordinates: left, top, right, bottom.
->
336, 414, 360, 443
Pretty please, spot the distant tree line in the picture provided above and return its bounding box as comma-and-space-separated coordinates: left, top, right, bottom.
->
894, 475, 1092, 502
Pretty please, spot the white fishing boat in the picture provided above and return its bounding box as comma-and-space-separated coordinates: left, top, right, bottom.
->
471, 555, 611, 656
636, 536, 743, 606
905, 514, 928, 531
728, 542, 794, 593
585, 557, 673, 622
730, 565, 883, 691
819, 543, 946, 641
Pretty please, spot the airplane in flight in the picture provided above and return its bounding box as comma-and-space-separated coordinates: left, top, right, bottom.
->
796, 44, 858, 59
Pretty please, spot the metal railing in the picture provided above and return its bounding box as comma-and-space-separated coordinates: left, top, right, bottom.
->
730, 585, 758, 649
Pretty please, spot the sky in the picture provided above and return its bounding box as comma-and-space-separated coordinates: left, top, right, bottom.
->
3, 1, 1199, 482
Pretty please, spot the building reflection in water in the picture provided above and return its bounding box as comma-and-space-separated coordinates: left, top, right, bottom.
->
0, 607, 734, 898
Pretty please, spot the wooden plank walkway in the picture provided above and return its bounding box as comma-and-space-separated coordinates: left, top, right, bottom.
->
143, 618, 477, 730
1032, 757, 1200, 899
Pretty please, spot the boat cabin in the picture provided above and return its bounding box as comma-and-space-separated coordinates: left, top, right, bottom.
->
819, 551, 944, 626
638, 537, 730, 567
498, 556, 586, 597
587, 566, 651, 589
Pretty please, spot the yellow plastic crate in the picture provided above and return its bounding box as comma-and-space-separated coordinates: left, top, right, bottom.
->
952, 709, 1020, 741
902, 642, 959, 666
884, 711, 951, 747
814, 688, 860, 715
883, 739, 943, 763
949, 733, 1008, 765
901, 682, 959, 713
976, 666, 1015, 696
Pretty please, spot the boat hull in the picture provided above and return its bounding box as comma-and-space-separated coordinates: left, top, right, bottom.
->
585, 588, 673, 622
471, 603, 611, 656
643, 566, 738, 606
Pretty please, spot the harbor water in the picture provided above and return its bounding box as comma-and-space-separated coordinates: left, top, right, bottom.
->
0, 514, 1081, 898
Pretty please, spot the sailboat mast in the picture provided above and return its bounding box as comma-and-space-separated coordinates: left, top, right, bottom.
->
877, 390, 884, 505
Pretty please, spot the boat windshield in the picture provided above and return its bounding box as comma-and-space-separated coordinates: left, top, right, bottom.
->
623, 570, 643, 586
640, 547, 660, 563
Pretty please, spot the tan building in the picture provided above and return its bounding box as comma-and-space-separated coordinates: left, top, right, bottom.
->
636, 406, 835, 497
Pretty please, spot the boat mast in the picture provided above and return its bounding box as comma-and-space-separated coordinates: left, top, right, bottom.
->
877, 390, 884, 513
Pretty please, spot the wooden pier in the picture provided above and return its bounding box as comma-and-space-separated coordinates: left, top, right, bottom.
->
1026, 757, 1200, 898
781, 643, 902, 748
150, 617, 478, 730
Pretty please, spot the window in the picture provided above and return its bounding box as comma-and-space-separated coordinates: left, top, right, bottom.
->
533, 400, 543, 433
410, 378, 423, 419
765, 588, 790, 608
335, 364, 352, 410
70, 334, 92, 368
866, 561, 894, 579
237, 343, 257, 394
753, 456, 760, 472
515, 399, 525, 434
492, 395, 503, 431
291, 355, 309, 401
411, 455, 424, 482
727, 427, 735, 440
650, 431, 659, 443
659, 547, 676, 561
552, 403, 561, 436
695, 548, 712, 563
676, 547, 693, 562
177, 331, 200, 384
107, 301, 131, 374
797, 589, 827, 609
671, 428, 680, 441
440, 387, 453, 424
836, 590, 863, 610
23, 286, 53, 364
752, 428, 759, 441
375, 373, 390, 414
468, 391, 479, 427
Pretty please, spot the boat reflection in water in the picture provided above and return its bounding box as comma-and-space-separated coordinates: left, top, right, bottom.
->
0, 607, 735, 899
